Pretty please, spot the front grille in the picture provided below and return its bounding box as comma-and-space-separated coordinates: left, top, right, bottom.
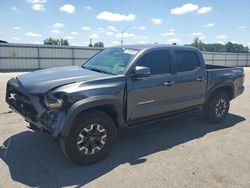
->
6, 83, 37, 121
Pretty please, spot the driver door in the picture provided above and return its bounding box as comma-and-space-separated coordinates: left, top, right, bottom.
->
126, 49, 175, 122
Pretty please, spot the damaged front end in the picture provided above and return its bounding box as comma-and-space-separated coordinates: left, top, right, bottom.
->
6, 78, 71, 137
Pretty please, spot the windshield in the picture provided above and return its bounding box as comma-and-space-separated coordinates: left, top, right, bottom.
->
82, 48, 139, 75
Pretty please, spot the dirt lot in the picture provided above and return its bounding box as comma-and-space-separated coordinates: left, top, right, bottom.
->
0, 69, 250, 188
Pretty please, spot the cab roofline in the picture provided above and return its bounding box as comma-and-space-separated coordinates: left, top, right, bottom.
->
109, 44, 199, 51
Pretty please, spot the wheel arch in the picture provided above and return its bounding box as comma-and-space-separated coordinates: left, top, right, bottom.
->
206, 83, 235, 103
59, 96, 125, 138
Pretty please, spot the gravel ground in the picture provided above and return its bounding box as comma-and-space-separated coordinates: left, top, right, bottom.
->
0, 68, 250, 188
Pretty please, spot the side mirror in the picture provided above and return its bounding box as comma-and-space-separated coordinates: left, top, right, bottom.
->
133, 66, 150, 78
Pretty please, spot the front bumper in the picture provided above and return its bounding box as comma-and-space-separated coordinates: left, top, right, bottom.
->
6, 78, 38, 123
6, 78, 56, 133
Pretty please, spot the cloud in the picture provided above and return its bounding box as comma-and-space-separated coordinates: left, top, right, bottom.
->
199, 36, 205, 40
85, 6, 92, 10
205, 23, 215, 27
10, 7, 18, 11
191, 32, 203, 36
26, 0, 47, 11
52, 23, 64, 28
12, 37, 20, 41
112, 41, 120, 45
26, 32, 42, 37
162, 32, 175, 36
26, 0, 47, 3
51, 29, 60, 34
171, 3, 199, 15
97, 11, 136, 22
167, 38, 182, 43
107, 26, 118, 31
115, 32, 135, 38
170, 29, 175, 32
32, 4, 45, 11
64, 36, 74, 40
247, 42, 250, 48
138, 40, 148, 44
197, 6, 212, 14
70, 32, 78, 35
12, 27, 21, 30
239, 25, 247, 29
60, 4, 75, 14
138, 26, 146, 30
106, 32, 114, 35
217, 35, 227, 39
135, 35, 148, 40
82, 26, 91, 31
97, 27, 105, 33
151, 18, 162, 25
217, 40, 226, 44
89, 34, 99, 39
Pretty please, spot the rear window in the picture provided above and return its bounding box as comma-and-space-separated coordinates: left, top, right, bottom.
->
175, 51, 200, 72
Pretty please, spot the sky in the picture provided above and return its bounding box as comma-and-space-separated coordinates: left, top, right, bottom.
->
0, 0, 250, 47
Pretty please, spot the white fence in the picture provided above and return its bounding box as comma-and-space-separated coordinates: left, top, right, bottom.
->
0, 43, 102, 71
0, 43, 250, 72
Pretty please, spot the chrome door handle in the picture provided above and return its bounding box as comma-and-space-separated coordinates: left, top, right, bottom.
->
197, 77, 205, 81
163, 81, 175, 86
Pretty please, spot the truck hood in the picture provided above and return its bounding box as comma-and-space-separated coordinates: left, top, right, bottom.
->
16, 66, 115, 94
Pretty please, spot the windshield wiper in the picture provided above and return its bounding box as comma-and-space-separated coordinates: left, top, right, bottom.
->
83, 66, 114, 75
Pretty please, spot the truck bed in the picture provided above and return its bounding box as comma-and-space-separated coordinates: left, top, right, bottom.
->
205, 64, 244, 99
206, 64, 233, 70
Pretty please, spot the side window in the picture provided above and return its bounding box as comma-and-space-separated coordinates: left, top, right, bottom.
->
175, 51, 200, 72
137, 50, 170, 75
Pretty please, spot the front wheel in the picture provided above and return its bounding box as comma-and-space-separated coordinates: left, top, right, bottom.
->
60, 110, 117, 165
204, 91, 230, 123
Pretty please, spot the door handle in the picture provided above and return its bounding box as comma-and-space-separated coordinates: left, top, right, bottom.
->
163, 81, 175, 86
197, 77, 205, 81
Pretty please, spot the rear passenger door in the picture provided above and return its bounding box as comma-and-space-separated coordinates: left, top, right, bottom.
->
127, 49, 175, 121
174, 50, 206, 111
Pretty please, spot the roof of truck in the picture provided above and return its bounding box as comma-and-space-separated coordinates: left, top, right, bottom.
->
111, 44, 199, 51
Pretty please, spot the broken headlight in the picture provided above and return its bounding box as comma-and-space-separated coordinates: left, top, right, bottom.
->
44, 92, 63, 109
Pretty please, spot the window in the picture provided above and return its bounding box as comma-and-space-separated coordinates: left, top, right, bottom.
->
137, 50, 170, 75
175, 51, 200, 72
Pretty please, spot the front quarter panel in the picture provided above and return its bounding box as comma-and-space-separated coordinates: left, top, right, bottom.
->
59, 96, 124, 137
53, 76, 126, 137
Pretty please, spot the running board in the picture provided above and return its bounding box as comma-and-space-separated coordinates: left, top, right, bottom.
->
127, 108, 202, 127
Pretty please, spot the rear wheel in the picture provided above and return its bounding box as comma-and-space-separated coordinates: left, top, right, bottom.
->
204, 91, 230, 123
60, 110, 117, 165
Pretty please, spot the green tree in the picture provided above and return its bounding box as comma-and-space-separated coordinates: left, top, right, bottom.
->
190, 37, 205, 51
0, 40, 8, 43
93, 42, 104, 48
188, 38, 249, 53
225, 42, 235, 52
43, 38, 69, 46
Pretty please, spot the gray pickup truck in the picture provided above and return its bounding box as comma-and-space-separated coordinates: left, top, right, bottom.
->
6, 45, 244, 165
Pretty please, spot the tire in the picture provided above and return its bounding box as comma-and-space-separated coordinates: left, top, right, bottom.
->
60, 110, 117, 165
204, 91, 230, 123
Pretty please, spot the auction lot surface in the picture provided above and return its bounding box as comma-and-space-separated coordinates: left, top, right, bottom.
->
0, 69, 250, 188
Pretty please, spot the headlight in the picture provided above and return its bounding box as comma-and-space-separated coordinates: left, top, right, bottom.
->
44, 92, 63, 109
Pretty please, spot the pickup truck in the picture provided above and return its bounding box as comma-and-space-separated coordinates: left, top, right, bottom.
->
6, 45, 244, 165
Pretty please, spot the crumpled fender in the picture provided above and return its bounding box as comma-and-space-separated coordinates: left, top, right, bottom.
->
58, 95, 124, 138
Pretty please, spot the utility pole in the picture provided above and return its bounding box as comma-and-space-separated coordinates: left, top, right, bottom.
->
121, 26, 129, 45
89, 38, 92, 47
